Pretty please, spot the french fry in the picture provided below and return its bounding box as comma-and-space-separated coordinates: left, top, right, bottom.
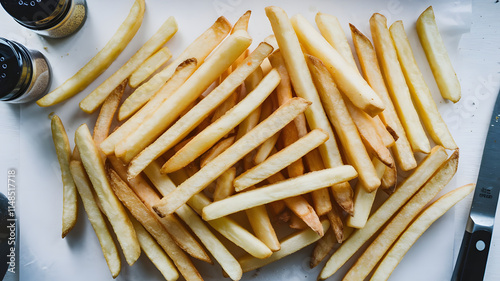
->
290, 13, 385, 117
80, 16, 178, 113
69, 160, 121, 278
370, 13, 431, 154
153, 97, 311, 216
203, 166, 357, 221
311, 228, 338, 268
326, 205, 345, 244
107, 155, 211, 263
380, 164, 398, 193
245, 204, 281, 252
235, 67, 264, 141
127, 42, 272, 176
50, 115, 78, 238
239, 220, 330, 273
107, 169, 203, 281
253, 132, 280, 165
119, 17, 231, 120
390, 20, 457, 149
234, 129, 329, 191
114, 30, 252, 162
131, 218, 179, 281
232, 10, 251, 33
201, 137, 236, 168
129, 47, 172, 88
74, 124, 140, 266
319, 146, 448, 279
100, 58, 197, 155
372, 183, 474, 281
350, 23, 417, 171
213, 167, 236, 201
304, 149, 333, 216
143, 163, 243, 280
36, 0, 145, 107
160, 68, 281, 174
307, 55, 382, 191
344, 150, 458, 280
347, 158, 387, 229
93, 80, 126, 149
417, 6, 461, 103
373, 115, 396, 147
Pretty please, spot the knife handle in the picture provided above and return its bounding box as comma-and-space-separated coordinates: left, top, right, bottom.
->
451, 229, 492, 281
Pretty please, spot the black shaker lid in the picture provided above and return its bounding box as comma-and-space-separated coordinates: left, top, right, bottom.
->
0, 38, 31, 100
1, 0, 69, 29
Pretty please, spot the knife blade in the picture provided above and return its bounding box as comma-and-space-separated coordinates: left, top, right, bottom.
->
451, 89, 500, 281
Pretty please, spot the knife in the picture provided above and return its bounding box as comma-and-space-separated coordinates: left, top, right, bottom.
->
451, 89, 500, 281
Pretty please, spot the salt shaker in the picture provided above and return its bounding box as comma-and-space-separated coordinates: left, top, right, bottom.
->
1, 0, 87, 38
0, 37, 51, 103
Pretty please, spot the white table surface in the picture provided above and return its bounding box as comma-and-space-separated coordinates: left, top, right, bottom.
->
1, 0, 499, 280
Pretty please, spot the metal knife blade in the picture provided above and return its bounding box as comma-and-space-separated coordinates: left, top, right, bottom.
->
452, 89, 500, 281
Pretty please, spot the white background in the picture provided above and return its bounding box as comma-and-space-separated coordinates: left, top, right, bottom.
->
0, 0, 499, 280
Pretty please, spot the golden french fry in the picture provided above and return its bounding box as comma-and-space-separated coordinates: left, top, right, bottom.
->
69, 160, 121, 278
350, 23, 417, 171
129, 47, 172, 88
417, 6, 461, 103
107, 169, 203, 281
370, 13, 430, 154
131, 218, 178, 281
160, 68, 280, 174
347, 158, 386, 229
213, 167, 236, 201
80, 16, 178, 113
114, 30, 252, 162
119, 17, 231, 120
37, 0, 145, 107
126, 42, 272, 176
234, 129, 329, 191
246, 204, 281, 252
201, 137, 236, 168
372, 183, 474, 281
307, 55, 381, 192
100, 58, 197, 155
290, 13, 385, 117
320, 146, 448, 279
239, 220, 330, 273
203, 166, 357, 221
143, 163, 243, 280
51, 115, 78, 238
154, 97, 311, 216
74, 124, 140, 266
344, 151, 458, 280
390, 20, 457, 149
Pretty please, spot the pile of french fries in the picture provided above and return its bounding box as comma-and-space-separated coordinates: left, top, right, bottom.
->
46, 1, 473, 280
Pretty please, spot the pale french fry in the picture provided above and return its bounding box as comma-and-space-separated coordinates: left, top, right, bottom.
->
290, 13, 385, 117
304, 149, 333, 216
203, 166, 357, 221
232, 10, 251, 33
69, 160, 121, 278
80, 17, 178, 113
107, 155, 211, 263
127, 42, 273, 176
253, 132, 280, 165
373, 115, 396, 147
129, 47, 173, 88
417, 6, 461, 103
320, 146, 448, 279
201, 137, 236, 168
246, 204, 281, 252
107, 169, 203, 281
239, 220, 330, 273
390, 20, 457, 149
307, 55, 382, 191
372, 184, 474, 281
347, 158, 387, 229
160, 68, 281, 174
154, 97, 311, 216
74, 124, 140, 266
37, 0, 145, 107
235, 67, 264, 141
93, 80, 126, 149
114, 31, 252, 162
131, 218, 179, 281
100, 58, 197, 155
370, 13, 431, 154
213, 167, 236, 201
234, 129, 329, 191
311, 228, 338, 268
350, 23, 417, 171
164, 166, 273, 259
50, 115, 78, 238
119, 17, 231, 120
344, 150, 458, 280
